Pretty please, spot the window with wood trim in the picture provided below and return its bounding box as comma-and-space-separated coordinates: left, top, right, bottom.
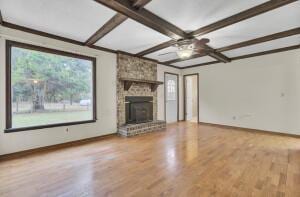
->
167, 79, 176, 101
5, 41, 97, 132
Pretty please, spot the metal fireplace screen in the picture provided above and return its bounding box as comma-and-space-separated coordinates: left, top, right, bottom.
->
125, 96, 153, 124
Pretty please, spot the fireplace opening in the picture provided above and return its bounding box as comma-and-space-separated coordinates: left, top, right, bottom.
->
125, 96, 153, 124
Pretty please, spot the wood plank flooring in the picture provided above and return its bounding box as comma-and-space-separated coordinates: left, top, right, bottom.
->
1, 122, 300, 196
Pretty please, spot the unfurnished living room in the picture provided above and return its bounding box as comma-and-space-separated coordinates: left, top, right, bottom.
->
0, 0, 300, 196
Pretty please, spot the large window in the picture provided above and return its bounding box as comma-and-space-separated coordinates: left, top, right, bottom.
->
5, 41, 96, 132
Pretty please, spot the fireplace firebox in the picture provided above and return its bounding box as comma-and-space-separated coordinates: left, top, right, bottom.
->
125, 96, 153, 124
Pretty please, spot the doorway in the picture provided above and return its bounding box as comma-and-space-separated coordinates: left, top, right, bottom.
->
164, 72, 179, 123
184, 74, 199, 123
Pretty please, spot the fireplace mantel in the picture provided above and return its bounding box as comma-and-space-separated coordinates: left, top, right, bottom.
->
119, 77, 163, 92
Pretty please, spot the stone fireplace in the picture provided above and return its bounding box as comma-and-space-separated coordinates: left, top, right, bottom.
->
117, 53, 166, 137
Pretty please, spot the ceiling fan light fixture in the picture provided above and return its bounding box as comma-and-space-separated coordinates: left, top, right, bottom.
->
176, 45, 193, 59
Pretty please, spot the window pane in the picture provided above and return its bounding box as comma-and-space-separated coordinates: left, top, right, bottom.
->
167, 79, 176, 101
11, 46, 94, 128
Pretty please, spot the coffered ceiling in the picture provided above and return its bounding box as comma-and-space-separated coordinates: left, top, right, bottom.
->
172, 56, 217, 68
0, 0, 116, 42
0, 0, 299, 69
145, 0, 268, 32
145, 46, 178, 62
223, 35, 300, 57
95, 19, 170, 54
202, 2, 300, 48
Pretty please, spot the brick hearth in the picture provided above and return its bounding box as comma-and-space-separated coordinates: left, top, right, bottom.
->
118, 120, 166, 137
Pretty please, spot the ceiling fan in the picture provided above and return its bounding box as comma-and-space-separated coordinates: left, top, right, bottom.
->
159, 38, 213, 59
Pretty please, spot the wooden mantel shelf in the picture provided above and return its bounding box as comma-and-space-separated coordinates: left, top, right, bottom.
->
119, 77, 163, 92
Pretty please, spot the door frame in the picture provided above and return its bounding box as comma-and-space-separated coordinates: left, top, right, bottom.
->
183, 73, 199, 123
164, 72, 179, 122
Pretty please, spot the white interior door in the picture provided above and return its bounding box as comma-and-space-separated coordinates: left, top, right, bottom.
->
185, 75, 198, 122
165, 73, 178, 123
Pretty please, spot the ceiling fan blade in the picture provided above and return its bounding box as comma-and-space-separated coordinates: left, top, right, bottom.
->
193, 48, 214, 54
194, 38, 210, 49
193, 48, 205, 54
158, 51, 176, 56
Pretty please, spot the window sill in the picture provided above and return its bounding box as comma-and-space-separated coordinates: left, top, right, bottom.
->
4, 120, 97, 133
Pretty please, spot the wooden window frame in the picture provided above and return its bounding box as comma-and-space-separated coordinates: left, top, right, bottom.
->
5, 40, 97, 133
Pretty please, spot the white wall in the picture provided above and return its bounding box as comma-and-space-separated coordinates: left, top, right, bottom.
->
157, 64, 183, 121
0, 26, 117, 155
183, 49, 300, 135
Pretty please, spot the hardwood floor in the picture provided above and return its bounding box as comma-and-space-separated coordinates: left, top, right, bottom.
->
1, 122, 300, 197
